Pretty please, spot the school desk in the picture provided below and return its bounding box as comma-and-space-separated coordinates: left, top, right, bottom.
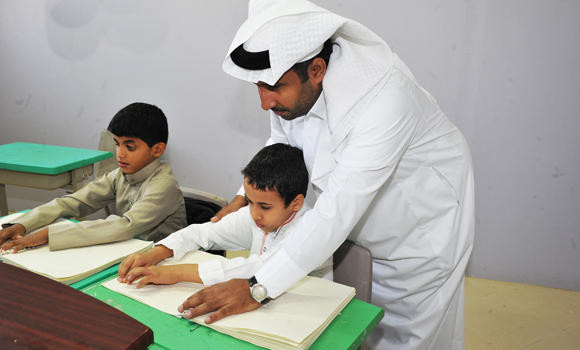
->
0, 142, 113, 216
0, 262, 153, 349
71, 265, 385, 350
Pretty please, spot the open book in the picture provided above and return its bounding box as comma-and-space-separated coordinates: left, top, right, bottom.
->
102, 251, 356, 350
0, 212, 153, 284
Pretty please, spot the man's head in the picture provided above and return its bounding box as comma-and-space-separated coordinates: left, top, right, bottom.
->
255, 39, 332, 120
107, 102, 168, 174
241, 143, 308, 232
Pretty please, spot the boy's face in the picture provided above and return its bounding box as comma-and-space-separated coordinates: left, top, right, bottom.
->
112, 135, 165, 174
243, 178, 304, 233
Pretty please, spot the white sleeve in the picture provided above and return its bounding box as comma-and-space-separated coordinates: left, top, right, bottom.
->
157, 207, 255, 260
255, 86, 419, 297
198, 254, 269, 285
198, 229, 289, 285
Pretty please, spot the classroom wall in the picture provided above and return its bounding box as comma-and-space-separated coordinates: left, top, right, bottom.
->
1, 1, 579, 291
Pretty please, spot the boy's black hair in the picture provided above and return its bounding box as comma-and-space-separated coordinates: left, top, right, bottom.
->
291, 38, 334, 83
242, 143, 308, 207
107, 102, 168, 147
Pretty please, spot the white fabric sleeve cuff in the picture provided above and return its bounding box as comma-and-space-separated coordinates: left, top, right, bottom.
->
198, 260, 227, 286
255, 248, 308, 298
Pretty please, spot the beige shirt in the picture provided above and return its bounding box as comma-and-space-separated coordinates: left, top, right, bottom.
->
13, 159, 186, 251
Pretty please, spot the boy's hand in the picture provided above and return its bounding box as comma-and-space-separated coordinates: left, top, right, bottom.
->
118, 245, 173, 282
0, 227, 48, 253
0, 223, 26, 245
210, 195, 248, 223
128, 264, 196, 288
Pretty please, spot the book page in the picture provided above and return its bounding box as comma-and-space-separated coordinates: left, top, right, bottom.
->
102, 250, 355, 349
1, 212, 152, 284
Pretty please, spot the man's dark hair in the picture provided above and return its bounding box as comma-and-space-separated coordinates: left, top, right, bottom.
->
291, 39, 334, 83
242, 143, 309, 207
107, 102, 168, 147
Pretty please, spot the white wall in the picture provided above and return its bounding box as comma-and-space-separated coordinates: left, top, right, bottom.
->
1, 1, 579, 291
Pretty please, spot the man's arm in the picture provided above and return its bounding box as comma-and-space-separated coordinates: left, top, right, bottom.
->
210, 195, 247, 222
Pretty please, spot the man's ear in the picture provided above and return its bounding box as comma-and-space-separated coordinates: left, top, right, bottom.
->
290, 194, 305, 212
151, 142, 167, 158
308, 57, 326, 85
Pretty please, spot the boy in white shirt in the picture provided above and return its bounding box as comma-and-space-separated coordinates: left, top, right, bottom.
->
117, 143, 332, 290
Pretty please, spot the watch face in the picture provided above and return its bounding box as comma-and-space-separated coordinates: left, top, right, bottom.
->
251, 284, 267, 301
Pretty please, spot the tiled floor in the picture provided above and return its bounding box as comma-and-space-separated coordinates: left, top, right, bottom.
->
466, 277, 580, 349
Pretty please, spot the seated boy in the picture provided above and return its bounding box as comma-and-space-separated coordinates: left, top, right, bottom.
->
0, 102, 187, 252
117, 143, 333, 289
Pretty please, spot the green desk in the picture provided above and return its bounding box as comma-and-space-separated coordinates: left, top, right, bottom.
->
0, 142, 113, 215
72, 266, 384, 350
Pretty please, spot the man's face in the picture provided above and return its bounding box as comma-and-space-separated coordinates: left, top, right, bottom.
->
113, 135, 159, 174
243, 178, 301, 233
256, 69, 321, 121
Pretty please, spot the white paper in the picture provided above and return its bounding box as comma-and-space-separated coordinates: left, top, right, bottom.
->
102, 250, 355, 349
1, 213, 152, 284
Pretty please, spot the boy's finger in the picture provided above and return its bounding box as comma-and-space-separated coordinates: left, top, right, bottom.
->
126, 267, 151, 283
136, 274, 155, 289
0, 240, 15, 251
119, 256, 138, 277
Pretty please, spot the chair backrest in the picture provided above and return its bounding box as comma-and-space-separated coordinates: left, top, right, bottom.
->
96, 130, 117, 177
333, 240, 373, 303
181, 186, 228, 256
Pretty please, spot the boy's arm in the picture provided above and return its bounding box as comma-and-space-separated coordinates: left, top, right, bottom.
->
158, 207, 255, 260
198, 253, 273, 286
131, 264, 202, 288
48, 169, 183, 251
10, 173, 116, 234
118, 244, 174, 280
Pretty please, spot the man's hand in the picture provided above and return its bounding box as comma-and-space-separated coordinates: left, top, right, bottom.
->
210, 195, 248, 223
0, 223, 26, 246
178, 278, 262, 324
118, 245, 173, 283
0, 227, 48, 253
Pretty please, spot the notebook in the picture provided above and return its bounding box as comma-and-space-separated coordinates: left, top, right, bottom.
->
102, 250, 355, 350
1, 212, 153, 284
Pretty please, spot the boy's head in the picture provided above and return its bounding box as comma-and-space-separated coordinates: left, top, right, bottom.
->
241, 143, 308, 233
107, 102, 168, 174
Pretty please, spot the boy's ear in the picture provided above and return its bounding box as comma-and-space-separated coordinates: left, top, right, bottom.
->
290, 194, 305, 212
151, 142, 166, 158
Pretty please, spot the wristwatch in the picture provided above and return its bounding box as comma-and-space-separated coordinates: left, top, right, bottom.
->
249, 276, 271, 304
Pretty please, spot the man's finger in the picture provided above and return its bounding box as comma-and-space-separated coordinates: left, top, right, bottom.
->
182, 301, 217, 320
204, 304, 238, 324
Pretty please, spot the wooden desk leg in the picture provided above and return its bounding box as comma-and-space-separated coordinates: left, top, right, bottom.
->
0, 184, 8, 216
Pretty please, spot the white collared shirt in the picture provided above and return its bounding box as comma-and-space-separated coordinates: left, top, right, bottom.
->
275, 93, 326, 175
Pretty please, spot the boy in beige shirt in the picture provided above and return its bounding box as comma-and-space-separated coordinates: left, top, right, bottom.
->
0, 102, 186, 252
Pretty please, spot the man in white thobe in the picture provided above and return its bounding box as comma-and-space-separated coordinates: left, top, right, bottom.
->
180, 1, 475, 349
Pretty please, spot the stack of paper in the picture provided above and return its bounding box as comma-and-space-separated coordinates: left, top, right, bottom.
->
1, 212, 153, 284
102, 251, 355, 349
